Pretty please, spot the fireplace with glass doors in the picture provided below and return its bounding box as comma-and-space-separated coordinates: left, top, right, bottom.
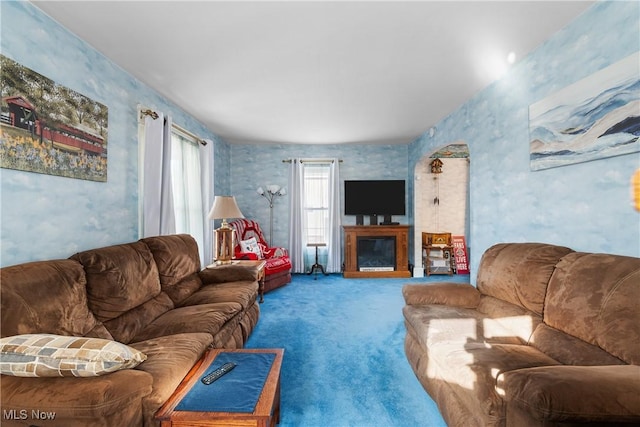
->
343, 225, 410, 278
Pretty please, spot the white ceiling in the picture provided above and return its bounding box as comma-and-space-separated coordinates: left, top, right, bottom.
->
31, 1, 594, 145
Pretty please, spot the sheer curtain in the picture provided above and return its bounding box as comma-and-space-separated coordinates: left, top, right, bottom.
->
288, 159, 306, 273
289, 158, 342, 273
326, 159, 341, 272
170, 130, 204, 261
140, 110, 213, 266
141, 112, 175, 237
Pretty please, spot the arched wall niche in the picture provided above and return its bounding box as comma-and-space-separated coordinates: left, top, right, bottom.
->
413, 142, 470, 270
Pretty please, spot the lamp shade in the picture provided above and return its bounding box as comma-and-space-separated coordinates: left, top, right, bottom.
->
207, 196, 244, 221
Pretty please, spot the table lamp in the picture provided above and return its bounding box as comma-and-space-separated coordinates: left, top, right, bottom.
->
207, 196, 244, 264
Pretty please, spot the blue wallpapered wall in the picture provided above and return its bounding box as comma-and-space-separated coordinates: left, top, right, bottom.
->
229, 143, 408, 252
408, 1, 639, 273
1, 2, 638, 274
0, 1, 229, 266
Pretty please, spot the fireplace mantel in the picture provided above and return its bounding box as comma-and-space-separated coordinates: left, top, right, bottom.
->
343, 225, 411, 278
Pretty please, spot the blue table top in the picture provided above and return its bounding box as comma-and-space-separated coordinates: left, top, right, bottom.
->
175, 351, 276, 413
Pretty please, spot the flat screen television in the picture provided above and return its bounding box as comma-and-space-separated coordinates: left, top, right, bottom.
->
344, 180, 406, 216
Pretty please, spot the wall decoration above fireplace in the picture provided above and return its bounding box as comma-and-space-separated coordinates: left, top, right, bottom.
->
529, 51, 639, 171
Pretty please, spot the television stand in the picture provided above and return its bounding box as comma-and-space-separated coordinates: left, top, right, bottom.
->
343, 225, 410, 278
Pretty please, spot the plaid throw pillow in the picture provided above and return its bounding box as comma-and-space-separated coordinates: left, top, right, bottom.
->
0, 334, 146, 377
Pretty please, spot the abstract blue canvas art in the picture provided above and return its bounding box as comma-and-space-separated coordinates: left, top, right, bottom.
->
529, 51, 639, 171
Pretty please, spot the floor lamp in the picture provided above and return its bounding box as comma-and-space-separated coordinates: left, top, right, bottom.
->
207, 196, 244, 264
256, 185, 286, 245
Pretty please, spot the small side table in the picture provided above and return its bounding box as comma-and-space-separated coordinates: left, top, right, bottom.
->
307, 243, 328, 279
206, 260, 267, 303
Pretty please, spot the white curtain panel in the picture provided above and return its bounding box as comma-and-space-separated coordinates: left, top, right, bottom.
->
200, 139, 214, 266
288, 158, 306, 273
159, 116, 176, 235
142, 111, 163, 237
326, 159, 342, 272
171, 131, 204, 260
142, 112, 175, 237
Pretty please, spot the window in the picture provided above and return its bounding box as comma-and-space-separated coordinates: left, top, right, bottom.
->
303, 163, 330, 244
170, 127, 204, 251
139, 109, 212, 265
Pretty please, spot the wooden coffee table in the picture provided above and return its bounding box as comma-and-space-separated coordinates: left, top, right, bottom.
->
155, 348, 284, 427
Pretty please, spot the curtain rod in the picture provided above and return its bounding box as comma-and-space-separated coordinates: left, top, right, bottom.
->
140, 108, 207, 146
172, 123, 207, 146
282, 158, 343, 163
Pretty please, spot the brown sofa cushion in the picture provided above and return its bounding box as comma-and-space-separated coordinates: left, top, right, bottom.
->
499, 365, 640, 423
180, 280, 259, 310
103, 292, 175, 344
0, 368, 152, 426
163, 274, 203, 306
199, 264, 260, 284
130, 332, 213, 427
142, 234, 203, 305
402, 283, 481, 308
71, 241, 162, 322
142, 234, 201, 285
475, 295, 544, 343
529, 324, 625, 366
428, 342, 560, 427
476, 243, 573, 316
131, 302, 243, 343
544, 251, 640, 365
403, 304, 524, 350
0, 260, 104, 338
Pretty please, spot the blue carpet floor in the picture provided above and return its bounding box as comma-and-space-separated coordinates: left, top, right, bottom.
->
245, 273, 469, 427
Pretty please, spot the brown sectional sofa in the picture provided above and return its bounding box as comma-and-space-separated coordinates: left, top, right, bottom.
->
0, 234, 260, 426
403, 242, 640, 427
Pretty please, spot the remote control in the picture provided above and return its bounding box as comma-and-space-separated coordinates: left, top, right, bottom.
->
201, 362, 236, 385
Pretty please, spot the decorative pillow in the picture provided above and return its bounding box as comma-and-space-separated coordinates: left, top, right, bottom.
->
240, 237, 263, 258
0, 334, 147, 377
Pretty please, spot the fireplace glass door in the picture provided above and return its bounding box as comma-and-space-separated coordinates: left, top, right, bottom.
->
357, 237, 396, 271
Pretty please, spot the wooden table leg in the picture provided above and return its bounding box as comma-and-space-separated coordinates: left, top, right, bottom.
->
258, 269, 265, 303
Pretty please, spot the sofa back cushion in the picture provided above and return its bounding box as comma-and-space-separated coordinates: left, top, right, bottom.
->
0, 260, 110, 339
477, 243, 574, 316
71, 241, 163, 323
544, 252, 640, 365
530, 324, 626, 366
477, 295, 543, 343
141, 234, 203, 305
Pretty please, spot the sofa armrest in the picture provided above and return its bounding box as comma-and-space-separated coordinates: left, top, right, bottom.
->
402, 283, 480, 308
199, 264, 259, 284
498, 365, 640, 423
